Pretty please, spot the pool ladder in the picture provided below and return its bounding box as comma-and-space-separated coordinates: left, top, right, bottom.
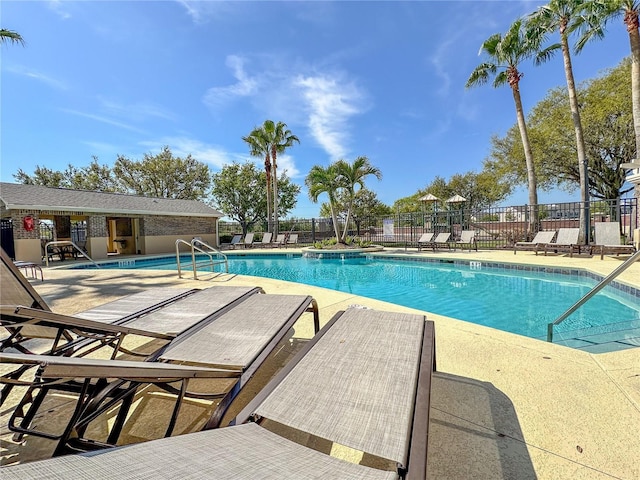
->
547, 249, 640, 342
175, 239, 228, 280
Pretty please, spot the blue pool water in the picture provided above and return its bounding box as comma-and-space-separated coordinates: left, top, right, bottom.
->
79, 254, 640, 340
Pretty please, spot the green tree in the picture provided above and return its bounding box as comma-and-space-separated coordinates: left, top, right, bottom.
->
466, 19, 541, 232
0, 29, 24, 46
243, 120, 299, 235
333, 156, 382, 241
113, 146, 210, 200
528, 0, 592, 243
319, 188, 391, 233
211, 162, 265, 235
305, 164, 343, 241
13, 166, 66, 187
13, 157, 119, 191
211, 162, 300, 235
393, 171, 510, 215
578, 0, 640, 162
485, 59, 634, 201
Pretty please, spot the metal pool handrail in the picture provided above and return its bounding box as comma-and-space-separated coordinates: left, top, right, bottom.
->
175, 239, 228, 279
44, 240, 100, 268
547, 249, 640, 342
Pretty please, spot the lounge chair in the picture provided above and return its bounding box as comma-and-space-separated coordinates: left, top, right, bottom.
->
2, 294, 319, 455
541, 228, 580, 257
12, 260, 43, 281
513, 230, 556, 254
450, 230, 477, 252
285, 233, 298, 248
591, 222, 636, 260
221, 234, 242, 250
1, 284, 263, 410
274, 233, 286, 247
241, 232, 255, 248
416, 232, 434, 251
253, 232, 273, 247
1, 248, 199, 355
1, 307, 435, 479
425, 232, 451, 251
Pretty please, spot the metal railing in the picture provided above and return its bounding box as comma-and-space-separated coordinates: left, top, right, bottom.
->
44, 240, 99, 268
218, 197, 638, 249
175, 239, 228, 280
547, 248, 640, 342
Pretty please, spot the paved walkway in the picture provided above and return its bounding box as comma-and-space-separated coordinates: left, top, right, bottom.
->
1, 248, 639, 479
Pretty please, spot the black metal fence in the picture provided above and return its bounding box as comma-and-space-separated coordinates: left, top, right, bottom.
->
219, 198, 639, 249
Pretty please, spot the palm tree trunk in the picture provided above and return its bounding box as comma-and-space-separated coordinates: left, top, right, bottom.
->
628, 15, 640, 159
561, 31, 590, 244
341, 208, 351, 242
512, 86, 539, 234
272, 151, 279, 236
624, 7, 640, 201
328, 199, 341, 240
264, 156, 272, 233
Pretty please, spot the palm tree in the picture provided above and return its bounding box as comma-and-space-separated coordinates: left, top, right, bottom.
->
333, 156, 382, 242
243, 127, 272, 232
305, 164, 343, 241
266, 121, 300, 236
527, 0, 591, 244
0, 29, 24, 46
243, 120, 299, 234
577, 1, 640, 164
466, 19, 541, 234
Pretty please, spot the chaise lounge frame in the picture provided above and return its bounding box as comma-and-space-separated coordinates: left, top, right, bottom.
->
1, 306, 435, 479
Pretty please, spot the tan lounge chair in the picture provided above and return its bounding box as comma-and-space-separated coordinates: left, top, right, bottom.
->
12, 260, 43, 281
1, 248, 199, 355
241, 232, 255, 248
591, 222, 636, 260
416, 232, 434, 251
1, 307, 435, 479
541, 228, 580, 257
274, 233, 286, 247
221, 234, 242, 250
285, 233, 298, 248
3, 293, 319, 455
254, 232, 273, 247
427, 232, 451, 251
513, 230, 556, 254
450, 230, 477, 252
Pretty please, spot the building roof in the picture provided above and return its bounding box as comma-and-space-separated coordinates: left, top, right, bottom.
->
0, 183, 223, 218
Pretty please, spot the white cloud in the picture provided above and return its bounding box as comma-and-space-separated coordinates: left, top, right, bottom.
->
203, 55, 259, 107
6, 65, 67, 90
175, 0, 243, 24
139, 137, 240, 170
203, 53, 368, 161
61, 109, 146, 134
272, 154, 300, 179
48, 0, 71, 20
98, 97, 176, 122
294, 73, 366, 160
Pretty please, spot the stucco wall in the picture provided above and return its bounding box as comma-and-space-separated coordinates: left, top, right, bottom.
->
13, 238, 41, 264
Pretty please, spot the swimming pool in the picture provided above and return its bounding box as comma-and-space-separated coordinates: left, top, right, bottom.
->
74, 253, 640, 341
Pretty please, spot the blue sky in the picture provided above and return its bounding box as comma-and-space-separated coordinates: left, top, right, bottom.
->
0, 0, 630, 217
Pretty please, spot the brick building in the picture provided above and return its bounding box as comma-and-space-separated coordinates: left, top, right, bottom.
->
0, 183, 223, 263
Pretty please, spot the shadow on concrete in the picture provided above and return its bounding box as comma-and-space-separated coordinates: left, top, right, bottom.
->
427, 371, 536, 479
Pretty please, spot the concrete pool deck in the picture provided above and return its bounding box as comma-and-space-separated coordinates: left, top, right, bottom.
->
1, 248, 639, 479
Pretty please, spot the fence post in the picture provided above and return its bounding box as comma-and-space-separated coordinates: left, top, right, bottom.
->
312, 218, 316, 243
